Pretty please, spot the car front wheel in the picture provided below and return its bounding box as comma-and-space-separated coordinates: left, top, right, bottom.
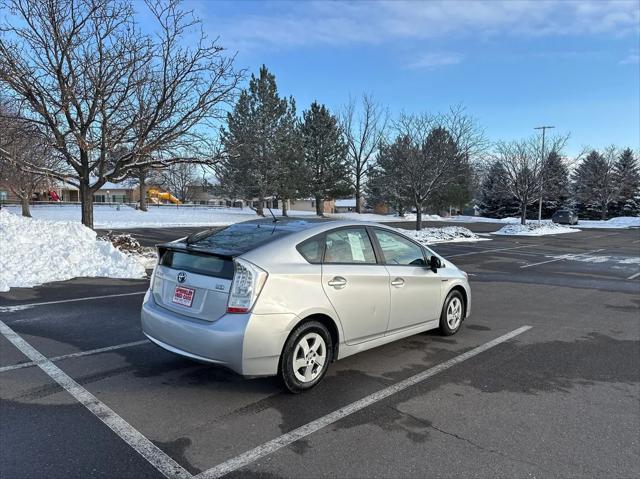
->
279, 321, 333, 393
439, 290, 465, 336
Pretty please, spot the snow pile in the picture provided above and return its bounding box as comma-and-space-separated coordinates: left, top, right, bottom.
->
493, 222, 579, 236
393, 213, 444, 222
576, 217, 640, 229
0, 210, 145, 292
98, 231, 158, 270
396, 226, 483, 245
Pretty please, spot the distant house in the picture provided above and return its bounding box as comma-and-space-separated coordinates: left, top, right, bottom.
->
185, 182, 243, 207
334, 198, 356, 213
0, 181, 55, 202
290, 198, 336, 214
93, 181, 136, 203
57, 180, 137, 203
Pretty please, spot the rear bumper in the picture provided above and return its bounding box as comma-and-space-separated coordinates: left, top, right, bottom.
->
141, 291, 296, 376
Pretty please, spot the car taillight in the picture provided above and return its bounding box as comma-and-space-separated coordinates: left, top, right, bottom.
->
227, 258, 268, 313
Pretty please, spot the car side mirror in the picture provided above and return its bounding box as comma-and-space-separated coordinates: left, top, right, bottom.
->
429, 255, 442, 273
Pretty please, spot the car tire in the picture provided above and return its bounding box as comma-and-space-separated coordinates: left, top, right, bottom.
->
279, 320, 333, 393
439, 290, 465, 336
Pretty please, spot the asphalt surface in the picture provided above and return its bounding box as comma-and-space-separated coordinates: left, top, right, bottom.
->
1, 225, 639, 478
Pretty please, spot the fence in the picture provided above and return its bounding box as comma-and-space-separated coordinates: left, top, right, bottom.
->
0, 200, 243, 210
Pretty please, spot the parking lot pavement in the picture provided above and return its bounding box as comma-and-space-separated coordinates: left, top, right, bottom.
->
1, 227, 639, 478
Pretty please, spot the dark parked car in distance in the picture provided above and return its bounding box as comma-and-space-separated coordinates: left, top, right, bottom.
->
552, 209, 579, 225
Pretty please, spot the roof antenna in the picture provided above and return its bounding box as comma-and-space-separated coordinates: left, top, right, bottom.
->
267, 207, 278, 223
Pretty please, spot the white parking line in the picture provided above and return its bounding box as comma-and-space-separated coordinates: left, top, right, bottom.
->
0, 320, 191, 479
627, 272, 640, 280
0, 291, 147, 313
0, 339, 149, 373
194, 326, 532, 479
447, 245, 532, 258
520, 248, 605, 269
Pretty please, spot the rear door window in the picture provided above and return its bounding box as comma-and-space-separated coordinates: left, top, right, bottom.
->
159, 250, 234, 279
324, 228, 377, 264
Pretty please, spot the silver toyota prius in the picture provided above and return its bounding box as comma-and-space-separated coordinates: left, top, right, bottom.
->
141, 218, 471, 392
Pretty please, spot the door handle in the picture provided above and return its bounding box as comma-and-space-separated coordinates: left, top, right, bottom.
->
391, 277, 405, 287
328, 276, 347, 288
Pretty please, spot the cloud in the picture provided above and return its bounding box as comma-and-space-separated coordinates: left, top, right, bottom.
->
207, 0, 640, 52
406, 52, 463, 70
619, 51, 639, 65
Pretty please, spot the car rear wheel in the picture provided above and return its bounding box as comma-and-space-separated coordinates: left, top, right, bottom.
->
279, 321, 333, 393
439, 290, 465, 336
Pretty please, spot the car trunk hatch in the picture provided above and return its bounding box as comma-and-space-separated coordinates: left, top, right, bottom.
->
151, 247, 234, 322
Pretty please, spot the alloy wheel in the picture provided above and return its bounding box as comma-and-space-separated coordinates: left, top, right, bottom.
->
292, 332, 327, 383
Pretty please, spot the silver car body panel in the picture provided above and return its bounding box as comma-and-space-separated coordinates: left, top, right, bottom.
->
141, 220, 471, 377
321, 263, 390, 344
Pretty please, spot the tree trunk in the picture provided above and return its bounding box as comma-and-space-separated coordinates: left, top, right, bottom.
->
520, 202, 527, 225
415, 204, 422, 231
315, 196, 324, 217
20, 196, 31, 217
282, 198, 288, 217
80, 182, 94, 229
601, 204, 608, 220
255, 197, 264, 217
355, 177, 362, 214
138, 169, 148, 212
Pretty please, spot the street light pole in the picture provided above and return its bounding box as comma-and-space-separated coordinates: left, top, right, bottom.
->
534, 125, 554, 222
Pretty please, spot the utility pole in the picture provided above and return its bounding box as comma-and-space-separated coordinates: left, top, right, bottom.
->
534, 125, 554, 222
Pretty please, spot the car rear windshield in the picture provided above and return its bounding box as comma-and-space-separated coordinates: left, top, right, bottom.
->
190, 220, 320, 255
159, 250, 234, 279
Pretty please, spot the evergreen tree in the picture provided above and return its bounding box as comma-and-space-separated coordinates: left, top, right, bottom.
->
273, 98, 305, 216
300, 102, 351, 216
430, 154, 474, 214
409, 127, 461, 229
611, 148, 640, 216
220, 65, 299, 216
478, 161, 518, 218
572, 149, 618, 219
540, 150, 570, 217
366, 136, 412, 216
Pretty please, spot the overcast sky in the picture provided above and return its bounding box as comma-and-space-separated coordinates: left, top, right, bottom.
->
175, 0, 639, 155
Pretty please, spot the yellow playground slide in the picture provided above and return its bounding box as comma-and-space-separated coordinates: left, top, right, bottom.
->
147, 188, 181, 204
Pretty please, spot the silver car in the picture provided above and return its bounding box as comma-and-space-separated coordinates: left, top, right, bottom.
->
141, 219, 471, 392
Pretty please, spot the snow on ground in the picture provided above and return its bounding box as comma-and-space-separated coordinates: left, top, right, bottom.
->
543, 253, 640, 265
0, 210, 146, 292
3, 204, 315, 229
3, 204, 638, 230
493, 222, 579, 236
395, 226, 486, 245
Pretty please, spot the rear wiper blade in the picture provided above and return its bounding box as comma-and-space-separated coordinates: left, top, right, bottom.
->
185, 228, 216, 245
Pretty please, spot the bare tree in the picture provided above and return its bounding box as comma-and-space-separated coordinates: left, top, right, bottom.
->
493, 134, 569, 225
159, 162, 200, 203
0, 102, 62, 216
341, 94, 388, 213
0, 0, 241, 228
384, 108, 486, 230
442, 104, 490, 165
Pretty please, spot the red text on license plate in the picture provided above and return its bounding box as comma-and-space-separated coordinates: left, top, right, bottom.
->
173, 286, 195, 307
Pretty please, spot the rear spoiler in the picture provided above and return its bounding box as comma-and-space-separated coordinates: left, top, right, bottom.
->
156, 243, 235, 261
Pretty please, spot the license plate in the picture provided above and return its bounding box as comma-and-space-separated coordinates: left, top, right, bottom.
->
172, 286, 195, 307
